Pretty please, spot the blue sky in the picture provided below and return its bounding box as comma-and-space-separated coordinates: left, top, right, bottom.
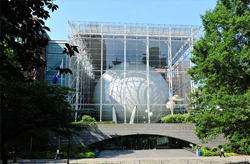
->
45, 0, 217, 40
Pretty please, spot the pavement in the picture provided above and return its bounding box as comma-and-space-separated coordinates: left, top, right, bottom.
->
6, 149, 250, 164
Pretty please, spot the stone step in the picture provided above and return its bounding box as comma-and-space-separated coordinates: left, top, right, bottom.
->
183, 147, 196, 154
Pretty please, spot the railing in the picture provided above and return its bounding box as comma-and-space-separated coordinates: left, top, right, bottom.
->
183, 147, 196, 154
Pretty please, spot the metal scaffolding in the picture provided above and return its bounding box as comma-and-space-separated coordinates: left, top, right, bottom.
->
66, 21, 202, 123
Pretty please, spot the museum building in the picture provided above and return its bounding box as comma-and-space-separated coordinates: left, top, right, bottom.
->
46, 21, 201, 123
45, 21, 227, 150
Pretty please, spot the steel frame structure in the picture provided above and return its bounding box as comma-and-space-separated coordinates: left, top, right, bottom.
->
66, 21, 202, 123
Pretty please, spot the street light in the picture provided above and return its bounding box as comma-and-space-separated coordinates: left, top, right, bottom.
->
67, 138, 70, 164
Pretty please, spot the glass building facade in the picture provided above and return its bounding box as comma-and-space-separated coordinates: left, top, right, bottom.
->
66, 21, 202, 123
45, 40, 67, 85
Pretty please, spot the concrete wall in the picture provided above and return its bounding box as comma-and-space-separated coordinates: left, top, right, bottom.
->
51, 123, 227, 149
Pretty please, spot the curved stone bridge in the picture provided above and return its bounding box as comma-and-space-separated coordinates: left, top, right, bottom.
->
53, 123, 227, 148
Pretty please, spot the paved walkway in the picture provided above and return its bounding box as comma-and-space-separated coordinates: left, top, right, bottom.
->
98, 149, 197, 158
6, 149, 250, 164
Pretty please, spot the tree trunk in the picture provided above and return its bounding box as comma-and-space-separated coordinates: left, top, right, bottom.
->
13, 147, 17, 162
1, 141, 7, 164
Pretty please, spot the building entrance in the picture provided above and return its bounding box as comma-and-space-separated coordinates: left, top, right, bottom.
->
128, 137, 156, 150
90, 134, 194, 150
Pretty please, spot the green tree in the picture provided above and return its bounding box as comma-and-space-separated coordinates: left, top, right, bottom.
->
188, 0, 250, 153
0, 1, 80, 164
0, 0, 76, 82
1, 80, 83, 163
1, 0, 57, 82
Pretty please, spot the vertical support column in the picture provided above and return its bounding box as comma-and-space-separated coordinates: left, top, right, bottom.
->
146, 26, 150, 124
112, 106, 117, 124
79, 38, 82, 111
123, 24, 127, 124
67, 51, 71, 102
75, 22, 80, 122
179, 67, 181, 99
66, 50, 68, 87
184, 55, 187, 104
61, 59, 63, 86
81, 59, 85, 109
190, 27, 196, 110
168, 26, 173, 115
129, 106, 137, 124
190, 27, 194, 93
100, 23, 103, 122
66, 24, 71, 102
80, 63, 82, 111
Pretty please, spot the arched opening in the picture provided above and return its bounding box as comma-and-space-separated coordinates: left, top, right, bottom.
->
89, 134, 195, 150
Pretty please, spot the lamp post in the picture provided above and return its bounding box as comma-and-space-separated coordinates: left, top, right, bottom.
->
67, 138, 70, 164
145, 109, 153, 122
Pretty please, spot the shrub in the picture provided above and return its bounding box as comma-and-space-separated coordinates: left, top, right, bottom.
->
44, 151, 56, 159
183, 113, 192, 123
33, 151, 44, 159
75, 152, 95, 158
213, 150, 221, 156
71, 147, 80, 156
237, 150, 249, 155
62, 152, 68, 158
211, 147, 218, 152
76, 153, 86, 158
85, 152, 95, 158
161, 115, 173, 123
193, 145, 202, 150
81, 146, 90, 153
201, 149, 213, 156
225, 153, 238, 156
223, 143, 233, 153
201, 146, 210, 151
80, 115, 97, 123
161, 114, 184, 123
98, 121, 115, 124
19, 152, 33, 159
6, 152, 14, 159
174, 114, 185, 123
161, 113, 194, 123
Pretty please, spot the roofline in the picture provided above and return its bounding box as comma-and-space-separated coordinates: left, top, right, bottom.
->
48, 40, 67, 43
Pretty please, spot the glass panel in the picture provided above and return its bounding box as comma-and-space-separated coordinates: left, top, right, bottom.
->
126, 40, 146, 70
46, 42, 67, 85
113, 105, 125, 124
150, 105, 170, 123
104, 39, 124, 69
149, 71, 169, 104
136, 105, 148, 123
102, 105, 113, 121
172, 69, 190, 105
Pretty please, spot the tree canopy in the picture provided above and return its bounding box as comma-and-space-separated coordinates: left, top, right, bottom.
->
0, 0, 76, 82
188, 0, 250, 153
1, 80, 83, 161
0, 1, 80, 164
1, 0, 58, 82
